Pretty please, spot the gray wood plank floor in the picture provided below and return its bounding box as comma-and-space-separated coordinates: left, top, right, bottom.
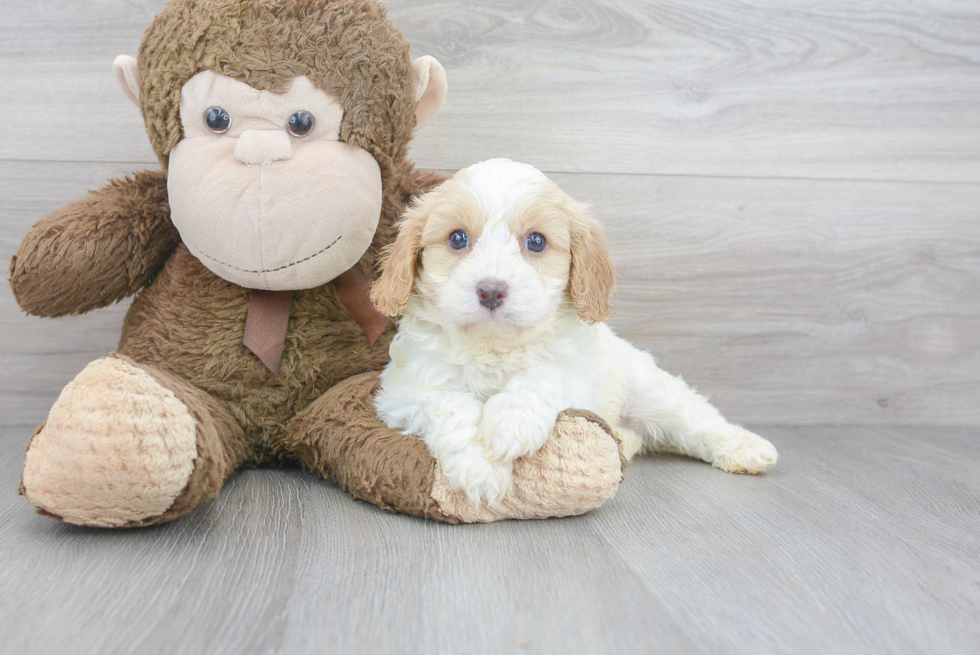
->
1, 424, 977, 654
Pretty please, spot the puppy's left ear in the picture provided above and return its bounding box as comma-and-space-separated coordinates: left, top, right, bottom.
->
371, 203, 428, 317
568, 203, 616, 323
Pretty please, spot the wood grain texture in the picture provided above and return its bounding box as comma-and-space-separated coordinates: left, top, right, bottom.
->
1, 1, 979, 181
3, 161, 977, 426
1, 424, 977, 654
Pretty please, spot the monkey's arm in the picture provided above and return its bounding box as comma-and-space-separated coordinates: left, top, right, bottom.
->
9, 170, 178, 317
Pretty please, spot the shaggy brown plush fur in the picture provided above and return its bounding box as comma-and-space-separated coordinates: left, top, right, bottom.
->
10, 0, 625, 526
139, 0, 416, 180
9, 171, 176, 317
284, 371, 452, 521
114, 161, 443, 460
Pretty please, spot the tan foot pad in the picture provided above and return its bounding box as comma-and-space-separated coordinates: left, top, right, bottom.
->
432, 411, 625, 523
22, 356, 198, 527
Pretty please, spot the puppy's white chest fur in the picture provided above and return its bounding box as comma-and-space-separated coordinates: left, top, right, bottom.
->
388, 304, 613, 407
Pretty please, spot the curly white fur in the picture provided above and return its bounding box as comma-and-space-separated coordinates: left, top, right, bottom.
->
375, 159, 777, 504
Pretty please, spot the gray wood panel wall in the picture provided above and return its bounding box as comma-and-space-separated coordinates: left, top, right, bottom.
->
1, 1, 978, 427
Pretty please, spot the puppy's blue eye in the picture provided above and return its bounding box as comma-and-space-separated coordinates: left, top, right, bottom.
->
448, 229, 469, 250
204, 106, 231, 134
524, 232, 547, 253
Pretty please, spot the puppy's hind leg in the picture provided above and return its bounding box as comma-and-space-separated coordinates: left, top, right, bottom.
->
622, 348, 777, 474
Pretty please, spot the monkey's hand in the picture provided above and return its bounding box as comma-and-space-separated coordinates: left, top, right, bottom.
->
10, 170, 178, 317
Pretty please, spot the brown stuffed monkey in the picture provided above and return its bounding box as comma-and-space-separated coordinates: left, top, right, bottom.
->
9, 0, 625, 527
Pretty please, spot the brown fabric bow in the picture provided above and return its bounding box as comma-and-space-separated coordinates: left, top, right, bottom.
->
242, 263, 388, 375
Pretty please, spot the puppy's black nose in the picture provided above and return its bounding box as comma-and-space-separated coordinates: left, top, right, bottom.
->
477, 280, 508, 310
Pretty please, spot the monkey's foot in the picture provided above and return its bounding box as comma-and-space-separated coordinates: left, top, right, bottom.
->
432, 409, 626, 522
21, 355, 240, 527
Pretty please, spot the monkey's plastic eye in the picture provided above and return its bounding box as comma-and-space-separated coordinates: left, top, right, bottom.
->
287, 111, 315, 137
448, 230, 469, 251
524, 232, 547, 253
204, 107, 231, 134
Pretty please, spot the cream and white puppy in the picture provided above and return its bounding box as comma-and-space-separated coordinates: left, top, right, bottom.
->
371, 159, 777, 505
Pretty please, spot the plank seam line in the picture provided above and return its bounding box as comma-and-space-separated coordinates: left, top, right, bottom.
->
3, 158, 978, 187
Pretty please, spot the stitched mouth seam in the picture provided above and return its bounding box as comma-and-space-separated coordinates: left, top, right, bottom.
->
194, 235, 343, 274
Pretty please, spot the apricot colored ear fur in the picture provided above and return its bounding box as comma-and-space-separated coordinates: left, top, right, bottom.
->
568, 206, 616, 323
113, 55, 140, 107
370, 203, 429, 316
411, 56, 447, 131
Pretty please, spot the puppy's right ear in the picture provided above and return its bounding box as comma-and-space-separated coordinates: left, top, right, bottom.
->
371, 203, 428, 316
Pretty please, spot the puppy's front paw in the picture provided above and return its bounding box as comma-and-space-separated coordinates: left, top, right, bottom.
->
712, 428, 778, 474
439, 443, 514, 506
477, 393, 555, 463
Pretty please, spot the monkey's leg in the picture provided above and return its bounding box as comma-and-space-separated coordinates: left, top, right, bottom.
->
20, 354, 250, 527
281, 372, 626, 523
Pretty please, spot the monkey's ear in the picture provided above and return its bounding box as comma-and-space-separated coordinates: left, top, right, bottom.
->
411, 56, 447, 131
113, 55, 140, 107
